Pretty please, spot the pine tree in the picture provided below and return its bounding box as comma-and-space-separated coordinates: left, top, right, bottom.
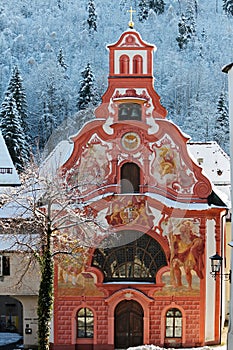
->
186, 1, 196, 35
77, 63, 98, 111
138, 0, 149, 22
38, 102, 57, 149
87, 0, 97, 33
0, 93, 29, 172
176, 8, 196, 50
148, 0, 165, 14
213, 91, 229, 153
57, 48, 68, 71
223, 0, 233, 15
5, 66, 29, 137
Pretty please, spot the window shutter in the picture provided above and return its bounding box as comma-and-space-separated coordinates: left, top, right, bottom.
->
3, 256, 10, 275
0, 256, 3, 276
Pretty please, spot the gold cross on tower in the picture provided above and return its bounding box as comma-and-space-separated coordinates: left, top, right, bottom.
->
127, 6, 136, 29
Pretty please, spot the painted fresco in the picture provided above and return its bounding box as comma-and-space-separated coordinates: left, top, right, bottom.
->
58, 267, 104, 296
67, 134, 111, 190
105, 195, 155, 228
156, 218, 204, 296
150, 136, 196, 194
57, 245, 104, 296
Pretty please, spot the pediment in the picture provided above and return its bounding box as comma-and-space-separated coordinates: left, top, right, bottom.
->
107, 30, 155, 50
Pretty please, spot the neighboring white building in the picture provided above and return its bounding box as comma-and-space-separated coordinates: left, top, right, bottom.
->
0, 130, 20, 189
188, 141, 230, 206
0, 131, 39, 349
222, 62, 233, 350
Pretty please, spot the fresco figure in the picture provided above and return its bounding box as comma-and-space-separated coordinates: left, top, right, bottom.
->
159, 146, 176, 176
170, 220, 204, 289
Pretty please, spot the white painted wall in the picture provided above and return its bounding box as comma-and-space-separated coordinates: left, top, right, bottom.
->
223, 63, 233, 350
205, 219, 216, 341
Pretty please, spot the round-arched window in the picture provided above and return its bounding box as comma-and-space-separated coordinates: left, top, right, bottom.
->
92, 231, 167, 282
133, 55, 143, 74
119, 55, 130, 74
165, 308, 182, 338
77, 308, 94, 338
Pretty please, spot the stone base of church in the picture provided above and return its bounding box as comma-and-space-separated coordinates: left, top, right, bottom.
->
51, 345, 114, 350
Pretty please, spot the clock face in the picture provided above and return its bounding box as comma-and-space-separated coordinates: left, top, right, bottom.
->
121, 132, 140, 151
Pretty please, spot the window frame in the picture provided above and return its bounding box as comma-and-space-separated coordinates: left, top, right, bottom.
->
0, 255, 10, 276
119, 54, 130, 74
133, 55, 143, 74
92, 232, 168, 283
77, 307, 94, 339
165, 308, 182, 338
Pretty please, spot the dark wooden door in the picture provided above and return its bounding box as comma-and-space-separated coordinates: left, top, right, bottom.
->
115, 300, 143, 349
121, 162, 140, 193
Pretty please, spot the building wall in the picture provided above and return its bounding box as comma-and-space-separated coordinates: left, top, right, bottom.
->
0, 251, 40, 348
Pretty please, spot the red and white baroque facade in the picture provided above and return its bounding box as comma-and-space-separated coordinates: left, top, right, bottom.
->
52, 27, 227, 350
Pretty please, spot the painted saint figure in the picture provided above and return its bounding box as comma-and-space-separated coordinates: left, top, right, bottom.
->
169, 220, 204, 289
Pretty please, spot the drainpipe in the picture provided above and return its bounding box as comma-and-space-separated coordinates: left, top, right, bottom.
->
222, 63, 233, 350
220, 209, 229, 343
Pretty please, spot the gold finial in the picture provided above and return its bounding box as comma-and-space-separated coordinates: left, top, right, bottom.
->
127, 6, 136, 29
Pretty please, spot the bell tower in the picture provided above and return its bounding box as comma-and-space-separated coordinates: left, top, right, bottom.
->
95, 13, 167, 122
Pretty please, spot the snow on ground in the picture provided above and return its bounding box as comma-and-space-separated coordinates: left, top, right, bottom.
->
0, 333, 226, 349
0, 333, 22, 346
128, 345, 226, 350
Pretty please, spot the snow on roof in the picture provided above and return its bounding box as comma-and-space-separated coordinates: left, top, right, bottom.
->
0, 130, 20, 186
0, 199, 33, 219
145, 192, 225, 210
40, 139, 73, 177
0, 234, 40, 251
187, 141, 230, 185
187, 141, 231, 207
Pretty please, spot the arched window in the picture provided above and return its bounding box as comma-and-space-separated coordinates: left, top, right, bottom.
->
165, 308, 182, 338
118, 103, 142, 120
121, 162, 140, 193
133, 55, 143, 74
77, 308, 94, 338
120, 55, 130, 74
92, 231, 168, 282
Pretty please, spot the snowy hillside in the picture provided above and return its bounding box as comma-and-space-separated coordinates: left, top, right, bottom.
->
0, 0, 232, 154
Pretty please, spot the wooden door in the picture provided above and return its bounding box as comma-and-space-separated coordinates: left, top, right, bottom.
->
115, 300, 143, 349
121, 162, 140, 193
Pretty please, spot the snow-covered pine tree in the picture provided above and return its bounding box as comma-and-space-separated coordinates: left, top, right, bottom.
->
213, 91, 229, 153
223, 0, 233, 15
77, 63, 98, 111
148, 0, 165, 14
3, 66, 30, 139
0, 93, 29, 172
176, 7, 196, 50
176, 14, 190, 49
138, 0, 149, 22
38, 102, 57, 149
57, 48, 68, 71
87, 0, 97, 34
186, 0, 196, 36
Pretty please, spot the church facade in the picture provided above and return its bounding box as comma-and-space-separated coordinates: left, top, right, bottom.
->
52, 27, 227, 350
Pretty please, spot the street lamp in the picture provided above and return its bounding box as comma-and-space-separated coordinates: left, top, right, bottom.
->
209, 253, 231, 283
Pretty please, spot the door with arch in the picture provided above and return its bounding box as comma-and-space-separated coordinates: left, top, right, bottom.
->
114, 300, 143, 349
